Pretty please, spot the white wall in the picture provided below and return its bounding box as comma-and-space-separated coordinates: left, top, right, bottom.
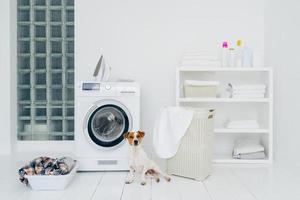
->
76, 0, 265, 145
265, 0, 300, 164
0, 0, 13, 154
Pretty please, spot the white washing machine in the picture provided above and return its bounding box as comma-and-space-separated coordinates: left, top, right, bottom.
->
75, 82, 140, 171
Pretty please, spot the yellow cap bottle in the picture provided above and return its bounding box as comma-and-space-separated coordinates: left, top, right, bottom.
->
236, 40, 242, 67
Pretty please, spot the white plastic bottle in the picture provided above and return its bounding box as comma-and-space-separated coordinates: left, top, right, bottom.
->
242, 46, 253, 68
221, 41, 229, 67
235, 40, 242, 67
228, 48, 236, 67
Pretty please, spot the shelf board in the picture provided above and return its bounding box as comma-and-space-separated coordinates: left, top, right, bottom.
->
213, 155, 271, 164
213, 158, 271, 164
178, 67, 272, 72
177, 97, 270, 103
214, 128, 270, 134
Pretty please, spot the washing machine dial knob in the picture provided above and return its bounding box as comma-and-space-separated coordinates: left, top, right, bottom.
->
105, 85, 111, 90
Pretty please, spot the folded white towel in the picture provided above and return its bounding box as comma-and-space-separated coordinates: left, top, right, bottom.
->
231, 89, 266, 95
233, 139, 264, 155
228, 83, 266, 90
152, 106, 194, 159
233, 151, 266, 159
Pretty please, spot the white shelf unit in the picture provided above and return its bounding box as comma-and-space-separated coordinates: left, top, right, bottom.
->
176, 67, 273, 164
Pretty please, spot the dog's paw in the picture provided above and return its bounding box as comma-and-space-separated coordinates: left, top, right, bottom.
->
141, 181, 146, 186
165, 176, 171, 182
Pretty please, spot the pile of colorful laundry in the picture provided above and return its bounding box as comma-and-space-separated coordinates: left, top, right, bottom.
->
18, 156, 76, 185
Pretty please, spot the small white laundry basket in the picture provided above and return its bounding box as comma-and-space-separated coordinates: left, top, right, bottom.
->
167, 108, 215, 181
25, 164, 78, 190
184, 80, 219, 97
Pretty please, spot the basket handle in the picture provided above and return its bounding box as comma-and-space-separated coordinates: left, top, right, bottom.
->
208, 109, 215, 119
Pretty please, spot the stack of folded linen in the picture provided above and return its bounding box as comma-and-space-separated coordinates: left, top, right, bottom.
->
233, 139, 266, 159
181, 51, 220, 67
228, 83, 266, 98
227, 120, 259, 129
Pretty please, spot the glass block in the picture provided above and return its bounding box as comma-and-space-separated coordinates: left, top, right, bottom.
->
35, 41, 46, 54
66, 10, 74, 22
50, 120, 63, 132
66, 0, 74, 6
35, 0, 45, 6
33, 120, 49, 140
19, 41, 30, 53
66, 25, 74, 38
50, 0, 61, 6
66, 120, 74, 132
19, 72, 31, 85
66, 88, 74, 101
35, 9, 46, 22
51, 107, 62, 116
51, 41, 62, 53
19, 104, 31, 117
66, 107, 74, 117
35, 25, 46, 38
35, 107, 47, 117
35, 88, 47, 101
51, 56, 62, 69
19, 120, 31, 133
33, 134, 49, 140
51, 25, 61, 38
18, 25, 30, 37
18, 9, 30, 22
64, 135, 73, 140
51, 10, 62, 22
35, 57, 46, 69
51, 88, 62, 101
19, 88, 31, 101
66, 72, 74, 84
67, 41, 74, 53
18, 0, 30, 6
18, 56, 30, 69
51, 72, 62, 84
35, 73, 46, 85
66, 56, 74, 69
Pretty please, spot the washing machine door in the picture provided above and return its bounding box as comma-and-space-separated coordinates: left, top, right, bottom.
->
86, 101, 132, 148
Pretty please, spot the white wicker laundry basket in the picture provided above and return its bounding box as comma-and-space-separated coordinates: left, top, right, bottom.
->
167, 108, 215, 181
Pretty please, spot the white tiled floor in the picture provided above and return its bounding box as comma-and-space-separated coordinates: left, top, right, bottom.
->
1, 155, 300, 200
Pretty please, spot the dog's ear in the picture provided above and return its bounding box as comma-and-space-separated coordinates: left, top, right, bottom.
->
137, 130, 145, 138
123, 132, 129, 139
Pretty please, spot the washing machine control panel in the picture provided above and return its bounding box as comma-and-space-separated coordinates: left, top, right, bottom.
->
105, 84, 111, 90
82, 83, 101, 91
77, 82, 140, 97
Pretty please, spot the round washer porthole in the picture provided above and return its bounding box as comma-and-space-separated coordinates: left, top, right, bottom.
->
87, 104, 130, 147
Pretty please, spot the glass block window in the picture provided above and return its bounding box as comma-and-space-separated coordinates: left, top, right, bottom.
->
17, 0, 74, 141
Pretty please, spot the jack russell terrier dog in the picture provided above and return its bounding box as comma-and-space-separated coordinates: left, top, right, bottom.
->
124, 130, 171, 185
